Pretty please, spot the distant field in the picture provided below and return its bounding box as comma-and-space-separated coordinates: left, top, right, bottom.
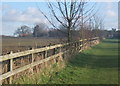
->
1, 37, 62, 55
14, 39, 119, 84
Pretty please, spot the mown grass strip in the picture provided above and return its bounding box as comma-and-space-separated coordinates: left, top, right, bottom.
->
14, 39, 119, 84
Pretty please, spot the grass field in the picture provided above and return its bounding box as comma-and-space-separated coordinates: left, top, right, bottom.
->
14, 39, 119, 84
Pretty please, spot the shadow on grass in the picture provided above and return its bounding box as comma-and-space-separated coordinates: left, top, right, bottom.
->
92, 46, 118, 51
68, 39, 119, 69
102, 39, 120, 44
90, 39, 119, 51
69, 53, 118, 69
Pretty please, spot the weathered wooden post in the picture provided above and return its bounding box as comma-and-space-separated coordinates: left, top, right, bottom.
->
0, 61, 2, 85
31, 48, 34, 74
81, 39, 84, 50
79, 40, 83, 52
79, 41, 81, 51
9, 51, 13, 84
78, 41, 80, 51
84, 39, 87, 49
78, 42, 79, 51
54, 47, 56, 55
53, 48, 56, 63
59, 46, 63, 61
44, 46, 48, 68
41, 52, 44, 60
76, 42, 78, 51
45, 46, 48, 58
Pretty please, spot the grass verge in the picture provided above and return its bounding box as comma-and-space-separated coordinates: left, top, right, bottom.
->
14, 39, 119, 84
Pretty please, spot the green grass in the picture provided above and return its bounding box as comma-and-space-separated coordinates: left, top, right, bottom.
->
14, 39, 119, 84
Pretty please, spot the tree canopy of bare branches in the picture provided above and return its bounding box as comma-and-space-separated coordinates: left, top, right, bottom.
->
37, 0, 98, 42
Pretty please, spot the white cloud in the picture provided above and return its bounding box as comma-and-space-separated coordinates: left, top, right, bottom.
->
102, 2, 118, 30
2, 6, 51, 35
106, 10, 116, 17
105, 3, 117, 17
2, 7, 49, 25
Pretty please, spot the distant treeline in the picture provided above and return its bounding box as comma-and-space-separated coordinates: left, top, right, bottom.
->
14, 24, 79, 38
14, 24, 120, 39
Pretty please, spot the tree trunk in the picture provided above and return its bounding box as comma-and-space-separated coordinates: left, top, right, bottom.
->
68, 28, 71, 42
68, 21, 72, 42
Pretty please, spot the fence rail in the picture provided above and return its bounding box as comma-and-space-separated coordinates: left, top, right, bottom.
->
0, 37, 99, 84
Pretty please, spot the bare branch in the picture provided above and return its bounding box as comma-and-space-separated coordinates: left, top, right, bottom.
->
57, 2, 66, 20
48, 2, 67, 27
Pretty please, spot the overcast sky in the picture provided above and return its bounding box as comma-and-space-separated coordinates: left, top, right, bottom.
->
0, 1, 118, 36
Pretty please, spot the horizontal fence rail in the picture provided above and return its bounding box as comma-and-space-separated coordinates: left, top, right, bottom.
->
0, 37, 99, 84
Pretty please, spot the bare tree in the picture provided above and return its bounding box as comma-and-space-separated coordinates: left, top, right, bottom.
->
37, 0, 97, 42
36, 0, 84, 42
92, 15, 105, 39
14, 25, 32, 37
78, 1, 98, 39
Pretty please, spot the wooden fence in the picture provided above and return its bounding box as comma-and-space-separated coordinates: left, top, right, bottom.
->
0, 37, 99, 84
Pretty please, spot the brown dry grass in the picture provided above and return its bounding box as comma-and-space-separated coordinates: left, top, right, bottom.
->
2, 37, 62, 55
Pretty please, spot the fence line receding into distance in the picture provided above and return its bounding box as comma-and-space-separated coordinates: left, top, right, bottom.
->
0, 37, 99, 84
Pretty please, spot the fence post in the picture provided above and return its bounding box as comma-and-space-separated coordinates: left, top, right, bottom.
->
76, 42, 78, 51
52, 48, 55, 63
41, 52, 44, 60
32, 48, 34, 63
52, 47, 55, 55
31, 48, 34, 74
81, 39, 83, 51
45, 46, 47, 58
9, 51, 13, 84
59, 46, 63, 61
0, 60, 2, 85
44, 46, 48, 67
79, 41, 81, 51
78, 41, 80, 51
